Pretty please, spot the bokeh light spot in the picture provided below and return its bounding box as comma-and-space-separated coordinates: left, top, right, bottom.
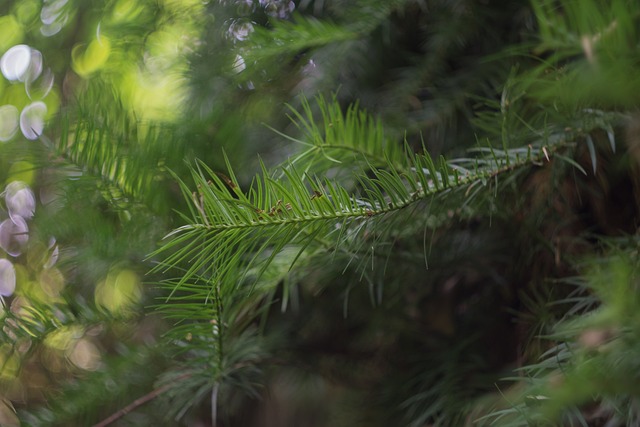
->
42, 88, 60, 119
0, 45, 32, 82
95, 268, 142, 316
19, 101, 47, 139
23, 49, 43, 85
12, 0, 40, 25
68, 338, 101, 371
40, 0, 69, 26
71, 36, 111, 77
0, 105, 19, 142
228, 19, 254, 41
25, 67, 54, 100
5, 181, 36, 221
39, 0, 71, 36
39, 267, 64, 297
232, 54, 246, 74
44, 237, 59, 269
0, 216, 29, 257
0, 259, 16, 297
3, 84, 30, 111
7, 161, 36, 186
111, 0, 143, 24
44, 325, 83, 351
121, 67, 187, 121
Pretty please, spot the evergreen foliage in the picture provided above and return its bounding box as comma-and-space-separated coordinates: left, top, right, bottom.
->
1, 0, 640, 426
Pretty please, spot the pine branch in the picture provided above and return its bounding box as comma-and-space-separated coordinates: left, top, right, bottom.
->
243, 16, 357, 64
150, 129, 576, 355
274, 93, 406, 173
242, 0, 409, 65
49, 116, 174, 208
148, 92, 623, 426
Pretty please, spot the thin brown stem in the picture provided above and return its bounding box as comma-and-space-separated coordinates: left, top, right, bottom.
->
92, 374, 190, 427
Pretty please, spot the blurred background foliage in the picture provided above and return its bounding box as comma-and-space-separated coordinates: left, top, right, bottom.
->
0, 0, 639, 426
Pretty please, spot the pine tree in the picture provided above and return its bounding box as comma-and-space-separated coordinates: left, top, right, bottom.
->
0, 1, 639, 426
